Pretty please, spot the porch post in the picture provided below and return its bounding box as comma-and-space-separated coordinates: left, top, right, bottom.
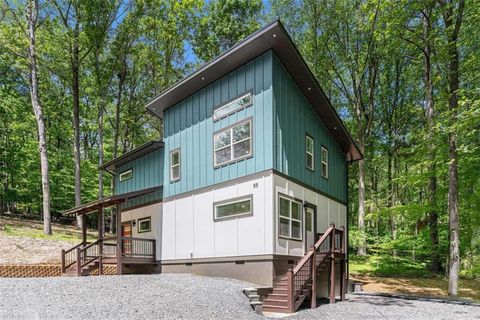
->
81, 214, 87, 244
329, 224, 336, 304
310, 245, 317, 309
98, 205, 104, 275
116, 203, 122, 275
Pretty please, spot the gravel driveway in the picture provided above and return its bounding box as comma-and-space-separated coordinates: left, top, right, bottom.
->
0, 274, 478, 320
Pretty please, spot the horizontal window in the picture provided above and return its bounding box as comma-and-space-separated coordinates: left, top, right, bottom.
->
214, 196, 252, 220
213, 91, 253, 121
214, 119, 252, 167
278, 195, 303, 240
170, 149, 181, 182
137, 217, 151, 233
119, 169, 133, 182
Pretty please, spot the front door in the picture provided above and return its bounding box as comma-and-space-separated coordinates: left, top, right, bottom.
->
121, 221, 132, 254
304, 205, 316, 253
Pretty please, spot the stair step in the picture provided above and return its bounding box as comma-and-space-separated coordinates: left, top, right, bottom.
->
263, 298, 288, 307
267, 293, 287, 300
262, 305, 290, 313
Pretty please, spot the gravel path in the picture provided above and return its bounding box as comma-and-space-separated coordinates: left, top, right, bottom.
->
0, 274, 479, 320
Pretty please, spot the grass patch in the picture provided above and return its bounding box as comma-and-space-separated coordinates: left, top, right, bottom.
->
349, 254, 433, 278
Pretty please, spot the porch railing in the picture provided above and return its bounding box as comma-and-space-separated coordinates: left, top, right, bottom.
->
120, 237, 155, 259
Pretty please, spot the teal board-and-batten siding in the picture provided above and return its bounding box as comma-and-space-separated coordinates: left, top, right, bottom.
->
163, 51, 274, 198
115, 148, 164, 209
272, 54, 347, 202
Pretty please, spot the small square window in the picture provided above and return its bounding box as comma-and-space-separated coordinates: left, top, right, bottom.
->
138, 217, 151, 233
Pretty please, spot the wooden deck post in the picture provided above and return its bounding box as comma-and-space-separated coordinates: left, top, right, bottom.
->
81, 214, 87, 244
76, 247, 81, 276
98, 205, 104, 275
287, 269, 294, 313
61, 249, 65, 274
310, 245, 317, 309
329, 224, 336, 304
116, 203, 122, 275
340, 226, 346, 300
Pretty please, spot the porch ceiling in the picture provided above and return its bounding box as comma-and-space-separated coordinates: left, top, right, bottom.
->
62, 186, 162, 216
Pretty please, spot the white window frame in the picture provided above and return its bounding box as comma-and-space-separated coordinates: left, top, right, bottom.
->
137, 217, 151, 233
278, 194, 303, 241
213, 91, 253, 121
321, 146, 328, 179
170, 149, 181, 182
213, 195, 253, 221
213, 118, 253, 167
119, 169, 133, 182
306, 134, 314, 171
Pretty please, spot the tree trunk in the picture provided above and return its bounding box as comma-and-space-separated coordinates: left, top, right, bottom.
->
26, 0, 51, 235
357, 132, 367, 256
72, 20, 82, 229
441, 0, 465, 296
423, 8, 440, 273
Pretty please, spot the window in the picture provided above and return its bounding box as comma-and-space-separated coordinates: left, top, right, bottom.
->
321, 147, 328, 178
213, 91, 253, 120
306, 135, 314, 171
305, 208, 313, 232
138, 217, 151, 233
170, 149, 180, 182
214, 119, 252, 167
278, 195, 303, 240
119, 169, 133, 182
214, 196, 252, 220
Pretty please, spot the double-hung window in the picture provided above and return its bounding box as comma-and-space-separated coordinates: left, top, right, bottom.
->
214, 118, 252, 167
306, 135, 314, 171
321, 146, 328, 179
170, 149, 181, 182
278, 195, 303, 240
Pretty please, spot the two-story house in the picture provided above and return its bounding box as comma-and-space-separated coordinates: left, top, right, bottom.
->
61, 20, 361, 313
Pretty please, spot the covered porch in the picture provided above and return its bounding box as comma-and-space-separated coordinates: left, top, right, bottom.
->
60, 187, 160, 276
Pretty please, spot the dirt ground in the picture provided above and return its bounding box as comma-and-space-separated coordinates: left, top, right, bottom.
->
352, 275, 480, 302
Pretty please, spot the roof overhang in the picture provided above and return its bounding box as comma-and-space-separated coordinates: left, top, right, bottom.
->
100, 140, 164, 173
145, 20, 362, 162
62, 186, 162, 216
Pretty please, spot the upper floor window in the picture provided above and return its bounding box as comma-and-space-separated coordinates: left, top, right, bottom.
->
214, 118, 252, 167
305, 134, 314, 171
170, 149, 181, 182
213, 91, 253, 121
321, 146, 328, 179
278, 195, 302, 240
119, 169, 133, 182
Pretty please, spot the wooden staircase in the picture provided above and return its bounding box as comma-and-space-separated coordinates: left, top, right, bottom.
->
263, 224, 347, 314
62, 261, 99, 277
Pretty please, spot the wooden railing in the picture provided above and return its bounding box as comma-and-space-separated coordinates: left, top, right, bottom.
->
286, 224, 346, 313
120, 237, 155, 259
61, 242, 87, 273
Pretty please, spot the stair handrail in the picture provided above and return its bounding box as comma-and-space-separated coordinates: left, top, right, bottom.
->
61, 241, 89, 273
76, 238, 102, 272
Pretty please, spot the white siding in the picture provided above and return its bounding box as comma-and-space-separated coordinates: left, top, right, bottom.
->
274, 174, 347, 256
120, 202, 162, 258
161, 172, 274, 260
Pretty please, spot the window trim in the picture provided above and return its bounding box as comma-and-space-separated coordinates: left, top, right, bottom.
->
170, 148, 181, 182
119, 169, 133, 182
213, 195, 253, 221
305, 134, 314, 171
213, 90, 253, 121
213, 117, 253, 168
321, 146, 329, 179
137, 216, 151, 233
278, 193, 303, 241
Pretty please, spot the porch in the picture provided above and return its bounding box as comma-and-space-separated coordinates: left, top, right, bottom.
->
60, 187, 160, 276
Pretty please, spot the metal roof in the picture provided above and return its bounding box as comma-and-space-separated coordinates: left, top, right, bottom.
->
100, 140, 164, 173
145, 20, 362, 162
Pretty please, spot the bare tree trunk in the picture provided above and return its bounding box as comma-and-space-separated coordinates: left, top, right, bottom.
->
26, 0, 51, 235
357, 135, 367, 256
441, 0, 465, 296
423, 7, 440, 273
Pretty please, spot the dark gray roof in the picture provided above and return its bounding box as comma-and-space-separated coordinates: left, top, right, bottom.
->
146, 20, 362, 162
100, 140, 164, 172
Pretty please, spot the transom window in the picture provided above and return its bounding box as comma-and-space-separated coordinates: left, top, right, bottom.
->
321, 146, 328, 179
170, 149, 181, 182
213, 91, 253, 121
137, 217, 151, 233
214, 119, 252, 167
214, 196, 252, 220
278, 195, 303, 240
119, 169, 133, 182
306, 135, 314, 171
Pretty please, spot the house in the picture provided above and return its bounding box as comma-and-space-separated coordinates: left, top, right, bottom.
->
61, 20, 362, 313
